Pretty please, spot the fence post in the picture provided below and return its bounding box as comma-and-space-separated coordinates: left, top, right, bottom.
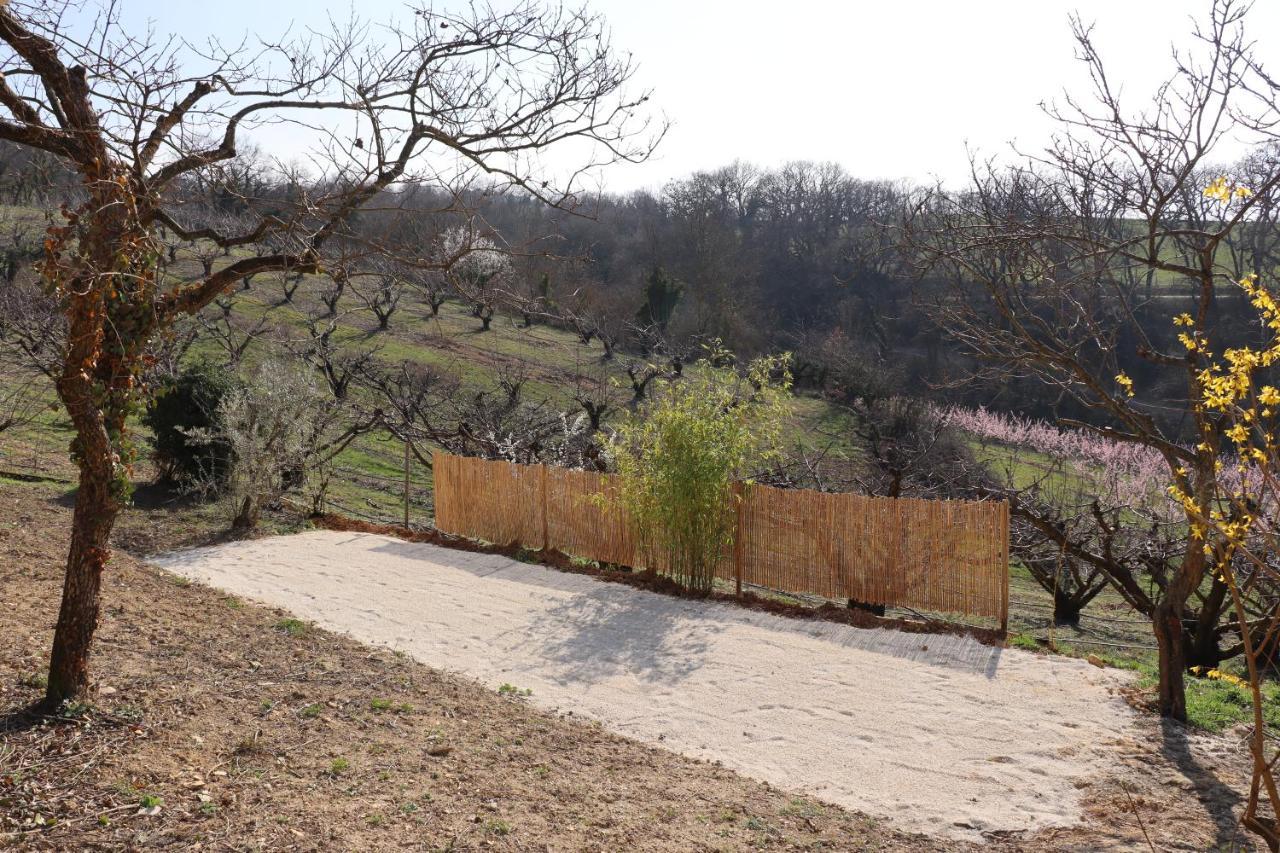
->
1000, 500, 1010, 638
733, 481, 745, 598
540, 463, 549, 552
403, 438, 411, 529
891, 499, 903, 600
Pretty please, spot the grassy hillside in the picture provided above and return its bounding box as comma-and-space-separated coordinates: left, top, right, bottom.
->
0, 238, 867, 525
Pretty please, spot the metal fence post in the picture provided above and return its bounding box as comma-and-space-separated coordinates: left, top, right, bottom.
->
403, 438, 410, 529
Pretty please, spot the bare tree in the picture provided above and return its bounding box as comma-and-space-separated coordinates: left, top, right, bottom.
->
849, 397, 976, 499
0, 214, 44, 283
275, 270, 305, 305
0, 0, 658, 709
295, 312, 379, 402
904, 0, 1280, 720
0, 357, 46, 435
0, 276, 62, 378
571, 365, 620, 433
318, 268, 347, 317
410, 269, 450, 317
196, 296, 274, 367
351, 265, 404, 331
624, 359, 662, 405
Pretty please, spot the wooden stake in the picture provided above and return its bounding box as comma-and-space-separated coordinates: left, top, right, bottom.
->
540, 463, 549, 552
403, 438, 411, 529
733, 481, 745, 597
1000, 501, 1011, 638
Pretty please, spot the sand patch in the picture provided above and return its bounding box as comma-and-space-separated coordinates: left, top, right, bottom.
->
152, 530, 1139, 841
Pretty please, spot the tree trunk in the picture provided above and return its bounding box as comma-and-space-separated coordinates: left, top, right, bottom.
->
1153, 604, 1188, 722
1190, 576, 1228, 668
1188, 623, 1224, 669
233, 495, 259, 531
1051, 588, 1082, 627
43, 463, 119, 708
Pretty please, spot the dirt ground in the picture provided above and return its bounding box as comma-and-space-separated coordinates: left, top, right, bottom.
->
0, 477, 1260, 851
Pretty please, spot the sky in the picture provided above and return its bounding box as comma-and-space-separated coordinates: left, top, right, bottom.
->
115, 0, 1280, 193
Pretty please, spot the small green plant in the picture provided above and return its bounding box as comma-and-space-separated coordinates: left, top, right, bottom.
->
366, 812, 385, 827
199, 801, 217, 816
608, 347, 791, 594
329, 758, 350, 776
138, 794, 163, 809
370, 698, 393, 712
1007, 633, 1042, 652
275, 618, 308, 638
484, 818, 511, 836
61, 700, 92, 718
223, 596, 243, 609
300, 703, 323, 719
498, 683, 532, 697
19, 672, 46, 689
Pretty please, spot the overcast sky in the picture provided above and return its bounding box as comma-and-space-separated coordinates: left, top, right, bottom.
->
121, 0, 1280, 192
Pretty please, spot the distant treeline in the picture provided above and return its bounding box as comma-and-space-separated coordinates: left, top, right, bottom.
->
5, 139, 1279, 438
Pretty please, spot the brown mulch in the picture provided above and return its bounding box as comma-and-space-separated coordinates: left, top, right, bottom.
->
0, 476, 1259, 851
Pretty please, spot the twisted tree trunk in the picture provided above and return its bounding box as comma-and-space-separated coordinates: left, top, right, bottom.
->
42, 161, 156, 708
43, 460, 119, 707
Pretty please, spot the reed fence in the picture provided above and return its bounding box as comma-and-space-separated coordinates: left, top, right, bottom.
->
432, 451, 1010, 630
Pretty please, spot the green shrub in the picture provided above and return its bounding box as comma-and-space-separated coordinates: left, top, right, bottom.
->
143, 361, 239, 487
609, 349, 791, 594
191, 357, 340, 530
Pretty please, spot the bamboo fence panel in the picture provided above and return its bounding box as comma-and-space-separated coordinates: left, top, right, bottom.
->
432, 452, 1009, 625
544, 466, 638, 566
431, 452, 542, 546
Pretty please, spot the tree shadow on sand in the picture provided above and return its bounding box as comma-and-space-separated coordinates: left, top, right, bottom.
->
522, 583, 724, 687
1160, 720, 1249, 850
364, 537, 1005, 682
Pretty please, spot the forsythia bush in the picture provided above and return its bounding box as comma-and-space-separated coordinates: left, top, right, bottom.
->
609, 349, 791, 594
1163, 176, 1280, 848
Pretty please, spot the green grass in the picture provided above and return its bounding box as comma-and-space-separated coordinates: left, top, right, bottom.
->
274, 618, 308, 638
1053, 646, 1280, 732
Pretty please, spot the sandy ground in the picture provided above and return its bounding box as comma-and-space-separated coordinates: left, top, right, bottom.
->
152, 530, 1140, 843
